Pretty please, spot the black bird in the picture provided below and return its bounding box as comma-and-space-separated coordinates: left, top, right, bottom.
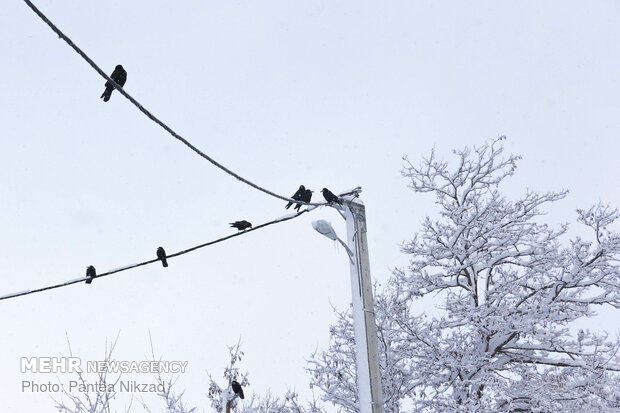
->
85, 265, 96, 284
100, 64, 127, 102
285, 185, 306, 209
321, 188, 342, 205
230, 220, 252, 231
294, 188, 313, 211
157, 247, 168, 267
231, 380, 244, 399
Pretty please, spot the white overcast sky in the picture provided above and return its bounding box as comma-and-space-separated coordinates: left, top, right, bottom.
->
1, 1, 620, 411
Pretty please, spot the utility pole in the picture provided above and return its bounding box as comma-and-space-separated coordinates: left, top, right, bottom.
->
343, 197, 385, 413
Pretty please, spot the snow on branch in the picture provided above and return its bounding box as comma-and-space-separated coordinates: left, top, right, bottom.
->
309, 137, 620, 412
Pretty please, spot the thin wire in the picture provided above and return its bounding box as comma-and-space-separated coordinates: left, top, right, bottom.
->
0, 190, 361, 302
0, 208, 316, 302
21, 0, 325, 207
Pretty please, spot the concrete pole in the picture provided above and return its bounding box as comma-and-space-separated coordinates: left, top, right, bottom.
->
343, 198, 384, 413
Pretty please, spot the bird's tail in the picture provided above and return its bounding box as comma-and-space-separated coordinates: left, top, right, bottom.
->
101, 87, 112, 102
285, 202, 293, 209
294, 203, 302, 211
162, 258, 168, 268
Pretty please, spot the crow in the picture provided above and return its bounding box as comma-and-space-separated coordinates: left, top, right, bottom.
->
294, 188, 313, 211
321, 188, 342, 205
230, 220, 252, 231
101, 64, 127, 102
157, 246, 168, 267
231, 380, 244, 399
85, 265, 96, 284
285, 185, 306, 209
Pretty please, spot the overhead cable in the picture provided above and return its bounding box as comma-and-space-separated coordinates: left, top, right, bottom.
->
22, 0, 326, 207
0, 208, 315, 302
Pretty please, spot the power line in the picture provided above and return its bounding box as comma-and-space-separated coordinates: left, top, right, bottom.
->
0, 208, 316, 302
21, 0, 326, 207
14, 1, 365, 302
0, 188, 361, 302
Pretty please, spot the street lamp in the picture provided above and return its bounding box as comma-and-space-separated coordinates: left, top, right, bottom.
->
312, 196, 385, 413
311, 220, 354, 264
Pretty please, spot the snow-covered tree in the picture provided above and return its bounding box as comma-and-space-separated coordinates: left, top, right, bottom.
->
54, 337, 324, 413
309, 137, 620, 412
207, 340, 250, 413
55, 335, 197, 413
207, 340, 326, 413
55, 337, 126, 413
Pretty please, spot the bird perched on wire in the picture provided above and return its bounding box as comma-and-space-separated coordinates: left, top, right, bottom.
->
321, 188, 342, 205
156, 247, 168, 267
85, 265, 97, 284
231, 380, 244, 399
100, 64, 127, 102
294, 188, 313, 211
285, 185, 306, 209
230, 220, 252, 231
